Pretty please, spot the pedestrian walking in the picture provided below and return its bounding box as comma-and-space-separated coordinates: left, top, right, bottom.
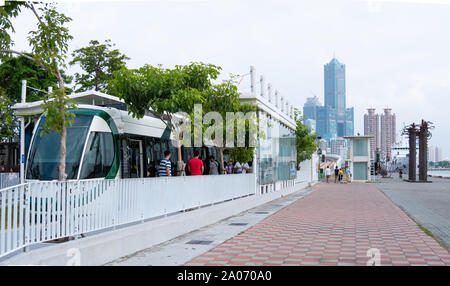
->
346, 167, 352, 183
209, 155, 219, 175
325, 166, 331, 183
188, 150, 204, 176
338, 168, 344, 183
158, 151, 172, 177
334, 166, 339, 183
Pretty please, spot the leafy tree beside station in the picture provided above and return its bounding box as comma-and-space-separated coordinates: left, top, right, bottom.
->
0, 1, 76, 180
70, 39, 129, 93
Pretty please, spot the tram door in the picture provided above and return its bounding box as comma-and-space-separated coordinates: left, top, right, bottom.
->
129, 139, 144, 178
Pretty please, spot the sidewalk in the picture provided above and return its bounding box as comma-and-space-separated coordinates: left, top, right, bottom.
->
186, 182, 450, 266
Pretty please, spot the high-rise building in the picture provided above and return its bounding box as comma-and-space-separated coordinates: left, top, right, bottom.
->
302, 57, 354, 143
303, 96, 321, 121
364, 108, 380, 160
428, 145, 435, 163
330, 137, 348, 161
435, 146, 443, 162
324, 58, 346, 117
380, 108, 396, 159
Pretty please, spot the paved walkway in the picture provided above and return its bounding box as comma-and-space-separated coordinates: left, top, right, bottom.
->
186, 182, 450, 266
377, 177, 450, 249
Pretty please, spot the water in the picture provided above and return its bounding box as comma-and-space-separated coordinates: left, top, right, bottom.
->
428, 170, 450, 177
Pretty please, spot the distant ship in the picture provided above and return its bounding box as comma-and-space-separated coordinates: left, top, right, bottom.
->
388, 133, 419, 174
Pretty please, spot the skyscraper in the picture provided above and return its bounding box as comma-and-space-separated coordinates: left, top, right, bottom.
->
324, 58, 346, 117
380, 108, 396, 159
428, 145, 435, 163
364, 108, 380, 160
435, 146, 443, 162
302, 57, 354, 143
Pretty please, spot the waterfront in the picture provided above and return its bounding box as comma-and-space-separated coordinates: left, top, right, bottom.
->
428, 170, 450, 177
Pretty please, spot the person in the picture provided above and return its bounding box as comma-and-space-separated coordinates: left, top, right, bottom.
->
338, 168, 344, 183
147, 162, 157, 177
226, 160, 234, 174
325, 166, 331, 183
334, 166, 339, 183
399, 168, 403, 179
209, 155, 219, 175
346, 167, 352, 183
158, 151, 172, 177
234, 161, 243, 174
241, 162, 250, 174
188, 150, 204, 176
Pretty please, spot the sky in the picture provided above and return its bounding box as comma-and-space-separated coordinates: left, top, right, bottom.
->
8, 0, 450, 158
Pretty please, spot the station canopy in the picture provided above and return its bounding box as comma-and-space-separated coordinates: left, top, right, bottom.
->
12, 90, 125, 116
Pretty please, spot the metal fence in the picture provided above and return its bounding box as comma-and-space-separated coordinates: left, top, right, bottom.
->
0, 173, 19, 189
0, 174, 255, 258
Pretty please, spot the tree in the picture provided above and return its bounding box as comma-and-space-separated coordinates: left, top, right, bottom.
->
294, 109, 317, 164
0, 1, 76, 180
202, 77, 259, 172
0, 87, 17, 142
0, 54, 72, 103
70, 39, 129, 92
109, 62, 221, 175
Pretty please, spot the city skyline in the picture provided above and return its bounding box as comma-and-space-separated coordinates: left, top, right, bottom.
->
7, 0, 450, 157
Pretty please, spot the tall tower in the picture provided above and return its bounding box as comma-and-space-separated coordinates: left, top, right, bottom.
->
324, 58, 346, 117
380, 108, 396, 159
364, 108, 380, 160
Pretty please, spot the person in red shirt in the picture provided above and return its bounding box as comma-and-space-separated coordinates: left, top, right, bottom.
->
188, 150, 204, 176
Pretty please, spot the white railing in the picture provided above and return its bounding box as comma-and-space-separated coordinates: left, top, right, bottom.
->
0, 173, 20, 189
0, 174, 255, 259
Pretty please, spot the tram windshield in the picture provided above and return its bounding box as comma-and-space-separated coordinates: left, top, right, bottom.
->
26, 114, 93, 180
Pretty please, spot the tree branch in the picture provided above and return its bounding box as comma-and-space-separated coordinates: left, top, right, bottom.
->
0, 49, 49, 72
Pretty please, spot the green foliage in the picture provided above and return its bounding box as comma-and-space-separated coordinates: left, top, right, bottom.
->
40, 88, 77, 136
0, 1, 26, 52
0, 55, 72, 103
294, 108, 317, 163
109, 62, 221, 119
27, 4, 73, 74
229, 147, 254, 163
70, 39, 130, 92
434, 161, 450, 168
0, 87, 17, 142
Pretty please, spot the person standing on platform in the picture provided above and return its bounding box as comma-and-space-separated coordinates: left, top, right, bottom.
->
188, 150, 204, 176
209, 155, 219, 175
158, 151, 172, 177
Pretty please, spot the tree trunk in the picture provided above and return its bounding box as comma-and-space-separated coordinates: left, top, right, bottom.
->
56, 73, 67, 181
58, 123, 67, 181
177, 144, 184, 176
219, 147, 225, 174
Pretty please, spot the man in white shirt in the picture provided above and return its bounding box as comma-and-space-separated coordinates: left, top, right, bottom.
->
325, 166, 331, 183
233, 161, 242, 174
242, 162, 250, 174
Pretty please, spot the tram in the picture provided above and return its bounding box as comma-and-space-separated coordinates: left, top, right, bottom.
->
16, 91, 221, 181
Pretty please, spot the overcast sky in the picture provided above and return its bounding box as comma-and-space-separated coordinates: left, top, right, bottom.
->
9, 0, 450, 158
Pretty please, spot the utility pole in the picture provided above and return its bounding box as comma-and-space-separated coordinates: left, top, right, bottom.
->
20, 80, 26, 184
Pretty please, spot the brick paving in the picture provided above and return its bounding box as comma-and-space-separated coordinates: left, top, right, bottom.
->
186, 182, 450, 266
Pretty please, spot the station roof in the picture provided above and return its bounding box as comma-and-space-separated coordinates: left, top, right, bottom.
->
12, 90, 125, 116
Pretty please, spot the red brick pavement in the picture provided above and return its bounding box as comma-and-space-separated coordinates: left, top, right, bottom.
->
186, 182, 450, 266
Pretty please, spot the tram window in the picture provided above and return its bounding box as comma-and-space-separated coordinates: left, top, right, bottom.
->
79, 132, 114, 179
26, 114, 92, 180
